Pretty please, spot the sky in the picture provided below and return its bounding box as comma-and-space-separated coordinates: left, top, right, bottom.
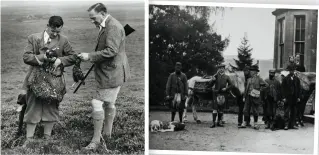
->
209, 7, 276, 60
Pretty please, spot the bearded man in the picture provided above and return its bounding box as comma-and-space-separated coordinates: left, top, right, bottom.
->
264, 69, 281, 129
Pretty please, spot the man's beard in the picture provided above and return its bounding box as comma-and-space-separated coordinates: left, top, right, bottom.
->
176, 70, 181, 74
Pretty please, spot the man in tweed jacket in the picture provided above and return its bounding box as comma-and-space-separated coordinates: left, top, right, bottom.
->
78, 3, 130, 150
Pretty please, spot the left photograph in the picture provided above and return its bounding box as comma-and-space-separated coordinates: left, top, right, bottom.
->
1, 1, 145, 154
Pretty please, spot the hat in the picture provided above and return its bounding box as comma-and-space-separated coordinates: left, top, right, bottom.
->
269, 69, 276, 73
217, 64, 226, 68
176, 62, 182, 66
249, 65, 259, 72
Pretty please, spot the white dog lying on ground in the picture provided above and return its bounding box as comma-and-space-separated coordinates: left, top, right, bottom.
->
150, 120, 186, 132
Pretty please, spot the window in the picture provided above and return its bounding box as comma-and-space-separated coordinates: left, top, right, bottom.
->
294, 15, 306, 66
278, 18, 285, 68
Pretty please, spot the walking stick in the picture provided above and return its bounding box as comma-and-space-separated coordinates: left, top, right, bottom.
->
73, 24, 135, 94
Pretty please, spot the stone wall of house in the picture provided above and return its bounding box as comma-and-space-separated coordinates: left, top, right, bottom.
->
273, 9, 317, 72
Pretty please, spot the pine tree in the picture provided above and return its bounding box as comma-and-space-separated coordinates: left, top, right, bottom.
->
234, 34, 253, 70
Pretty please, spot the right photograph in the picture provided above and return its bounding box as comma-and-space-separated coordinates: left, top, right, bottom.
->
149, 3, 317, 154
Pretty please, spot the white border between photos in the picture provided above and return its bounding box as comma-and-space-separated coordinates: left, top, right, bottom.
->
315, 5, 319, 155
146, 1, 319, 155
145, 0, 150, 154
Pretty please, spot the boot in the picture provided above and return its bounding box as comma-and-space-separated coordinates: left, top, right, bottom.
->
245, 116, 251, 127
182, 109, 188, 123
296, 121, 301, 127
210, 113, 217, 128
217, 113, 224, 127
265, 122, 270, 129
171, 112, 176, 122
270, 121, 275, 131
241, 121, 247, 128
284, 126, 288, 130
85, 110, 104, 150
238, 122, 246, 128
22, 137, 35, 148
178, 110, 183, 123
253, 122, 259, 130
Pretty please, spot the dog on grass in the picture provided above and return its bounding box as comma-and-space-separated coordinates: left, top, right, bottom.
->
16, 93, 27, 137
150, 120, 186, 132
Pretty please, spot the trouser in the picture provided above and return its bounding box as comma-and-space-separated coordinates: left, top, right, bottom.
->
296, 94, 308, 123
212, 94, 225, 124
171, 95, 186, 123
244, 96, 260, 123
265, 96, 277, 127
284, 96, 297, 127
171, 105, 185, 123
237, 95, 245, 125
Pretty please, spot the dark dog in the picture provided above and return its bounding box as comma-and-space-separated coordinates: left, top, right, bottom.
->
271, 114, 285, 131
16, 94, 27, 137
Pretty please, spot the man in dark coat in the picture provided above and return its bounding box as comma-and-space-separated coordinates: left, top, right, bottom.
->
210, 64, 232, 128
281, 65, 301, 130
264, 69, 281, 129
166, 62, 188, 123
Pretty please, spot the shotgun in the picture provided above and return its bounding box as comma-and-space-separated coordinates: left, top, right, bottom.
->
73, 24, 135, 93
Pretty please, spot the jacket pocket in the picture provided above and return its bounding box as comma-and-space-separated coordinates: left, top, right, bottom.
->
102, 61, 117, 70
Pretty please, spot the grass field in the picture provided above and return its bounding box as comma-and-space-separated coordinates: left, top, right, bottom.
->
1, 1, 145, 154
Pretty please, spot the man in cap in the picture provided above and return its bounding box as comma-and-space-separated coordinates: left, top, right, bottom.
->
281, 65, 301, 130
242, 65, 268, 129
264, 69, 281, 129
210, 64, 232, 128
166, 62, 188, 123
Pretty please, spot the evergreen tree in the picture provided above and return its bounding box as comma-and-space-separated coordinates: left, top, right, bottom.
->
234, 34, 253, 70
149, 5, 230, 104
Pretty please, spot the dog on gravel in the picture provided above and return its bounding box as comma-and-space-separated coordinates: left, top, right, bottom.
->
150, 120, 186, 132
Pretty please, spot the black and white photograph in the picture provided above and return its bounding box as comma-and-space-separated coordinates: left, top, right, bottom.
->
1, 0, 144, 154
148, 3, 317, 154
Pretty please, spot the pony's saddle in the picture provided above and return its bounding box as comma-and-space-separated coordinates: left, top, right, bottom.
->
194, 80, 213, 94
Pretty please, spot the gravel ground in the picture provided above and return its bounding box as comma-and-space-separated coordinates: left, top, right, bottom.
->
149, 111, 314, 154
